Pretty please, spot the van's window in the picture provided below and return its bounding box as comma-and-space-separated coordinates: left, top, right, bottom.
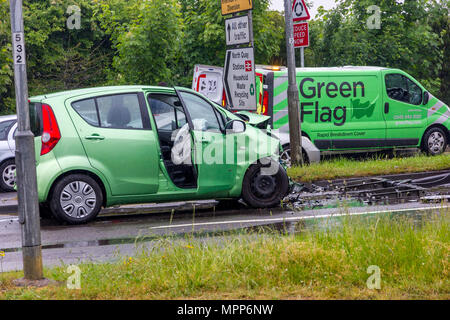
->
0, 120, 14, 140
97, 94, 144, 129
29, 102, 42, 137
148, 94, 186, 131
385, 74, 422, 105
178, 92, 222, 132
72, 99, 99, 126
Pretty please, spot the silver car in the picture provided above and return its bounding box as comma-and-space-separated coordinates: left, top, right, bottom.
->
0, 115, 17, 192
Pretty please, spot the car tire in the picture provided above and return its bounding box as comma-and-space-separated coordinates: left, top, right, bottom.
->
421, 127, 448, 155
39, 203, 54, 219
0, 159, 16, 192
49, 174, 103, 224
241, 160, 289, 208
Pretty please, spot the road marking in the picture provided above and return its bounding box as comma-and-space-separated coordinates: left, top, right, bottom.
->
148, 205, 449, 230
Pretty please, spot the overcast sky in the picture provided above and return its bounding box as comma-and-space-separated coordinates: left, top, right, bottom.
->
269, 0, 336, 19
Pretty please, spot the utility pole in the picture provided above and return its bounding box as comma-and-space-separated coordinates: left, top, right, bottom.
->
10, 0, 43, 281
284, 0, 303, 166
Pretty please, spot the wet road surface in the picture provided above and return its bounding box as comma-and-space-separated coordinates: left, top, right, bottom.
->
0, 169, 449, 272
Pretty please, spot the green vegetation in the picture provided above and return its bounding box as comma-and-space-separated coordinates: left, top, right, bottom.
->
288, 153, 450, 182
0, 0, 448, 114
1, 209, 449, 299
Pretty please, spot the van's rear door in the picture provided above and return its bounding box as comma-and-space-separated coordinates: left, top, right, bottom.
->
192, 65, 224, 105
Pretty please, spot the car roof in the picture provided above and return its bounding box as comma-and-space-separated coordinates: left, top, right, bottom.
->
29, 85, 178, 102
0, 115, 17, 122
256, 66, 391, 75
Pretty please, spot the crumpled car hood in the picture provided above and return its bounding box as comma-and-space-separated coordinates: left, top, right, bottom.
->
235, 111, 271, 127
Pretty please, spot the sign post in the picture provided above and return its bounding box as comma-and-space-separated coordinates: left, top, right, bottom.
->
9, 0, 44, 282
221, 0, 256, 111
223, 47, 257, 110
221, 0, 253, 15
284, 0, 303, 166
225, 15, 250, 46
292, 0, 310, 68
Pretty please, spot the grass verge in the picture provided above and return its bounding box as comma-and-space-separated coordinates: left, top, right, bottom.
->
0, 209, 449, 300
287, 153, 450, 182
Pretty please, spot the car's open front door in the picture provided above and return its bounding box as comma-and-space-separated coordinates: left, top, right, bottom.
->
175, 88, 236, 195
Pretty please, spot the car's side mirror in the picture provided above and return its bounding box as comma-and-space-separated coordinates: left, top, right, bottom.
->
423, 91, 430, 105
225, 120, 246, 134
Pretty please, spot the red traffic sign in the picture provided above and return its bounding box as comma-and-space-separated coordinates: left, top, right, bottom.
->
292, 0, 310, 22
293, 22, 309, 48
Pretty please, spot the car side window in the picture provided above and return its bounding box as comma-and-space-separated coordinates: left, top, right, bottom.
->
178, 92, 222, 132
72, 99, 99, 126
97, 94, 144, 129
0, 120, 15, 141
148, 94, 186, 131
385, 74, 422, 105
72, 93, 146, 129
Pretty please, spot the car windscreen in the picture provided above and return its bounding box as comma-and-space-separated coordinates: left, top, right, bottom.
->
29, 102, 43, 137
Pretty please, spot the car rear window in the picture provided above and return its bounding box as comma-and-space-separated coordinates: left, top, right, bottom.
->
0, 120, 14, 140
29, 102, 43, 137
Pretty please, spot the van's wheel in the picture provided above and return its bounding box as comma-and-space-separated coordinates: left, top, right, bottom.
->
49, 174, 103, 224
242, 161, 289, 208
280, 144, 308, 167
0, 159, 16, 192
421, 127, 448, 155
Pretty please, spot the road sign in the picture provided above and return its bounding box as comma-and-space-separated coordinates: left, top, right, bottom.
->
221, 0, 253, 16
292, 0, 310, 22
223, 47, 257, 110
293, 22, 309, 48
225, 15, 250, 46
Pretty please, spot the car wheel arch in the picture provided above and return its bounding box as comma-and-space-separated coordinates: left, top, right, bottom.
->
46, 169, 108, 208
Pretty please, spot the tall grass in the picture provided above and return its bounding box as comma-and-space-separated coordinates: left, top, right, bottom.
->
0, 209, 449, 299
288, 154, 450, 182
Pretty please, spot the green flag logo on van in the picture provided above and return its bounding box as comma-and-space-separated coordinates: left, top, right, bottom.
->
351, 99, 376, 119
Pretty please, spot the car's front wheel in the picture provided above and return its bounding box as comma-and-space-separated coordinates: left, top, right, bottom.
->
241, 161, 289, 208
422, 127, 448, 155
0, 159, 16, 192
49, 174, 103, 224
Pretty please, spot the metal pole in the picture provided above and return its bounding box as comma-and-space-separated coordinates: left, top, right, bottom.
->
248, 10, 254, 47
9, 0, 43, 280
284, 0, 303, 166
300, 47, 305, 68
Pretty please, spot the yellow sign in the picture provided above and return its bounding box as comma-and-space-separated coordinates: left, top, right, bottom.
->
221, 0, 253, 15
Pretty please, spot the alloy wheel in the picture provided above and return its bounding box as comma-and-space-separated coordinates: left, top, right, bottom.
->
59, 181, 97, 219
2, 164, 16, 188
427, 131, 445, 154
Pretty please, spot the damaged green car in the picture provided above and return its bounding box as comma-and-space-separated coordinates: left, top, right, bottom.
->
29, 86, 289, 224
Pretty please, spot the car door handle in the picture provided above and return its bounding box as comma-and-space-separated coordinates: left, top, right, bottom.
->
384, 102, 389, 114
85, 134, 105, 141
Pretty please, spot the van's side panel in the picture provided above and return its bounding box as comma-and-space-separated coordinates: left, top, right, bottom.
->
317, 73, 385, 149
271, 70, 386, 150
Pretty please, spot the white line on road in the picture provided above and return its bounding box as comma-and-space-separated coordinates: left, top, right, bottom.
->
148, 205, 449, 230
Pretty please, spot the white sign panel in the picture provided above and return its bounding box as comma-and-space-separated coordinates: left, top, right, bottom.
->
224, 47, 257, 111
13, 32, 26, 65
225, 15, 250, 46
192, 65, 224, 105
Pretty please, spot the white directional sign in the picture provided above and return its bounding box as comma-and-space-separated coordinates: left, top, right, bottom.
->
223, 47, 257, 111
225, 15, 250, 46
